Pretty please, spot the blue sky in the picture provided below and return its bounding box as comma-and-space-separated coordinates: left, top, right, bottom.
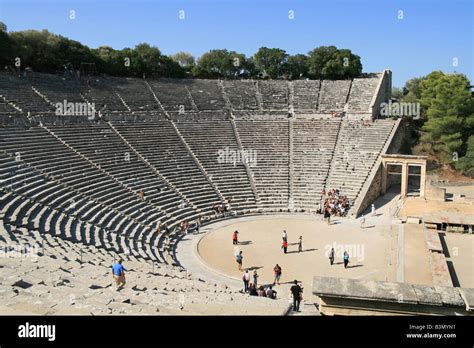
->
0, 0, 472, 87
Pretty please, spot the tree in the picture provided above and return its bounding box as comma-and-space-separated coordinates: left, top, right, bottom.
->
455, 135, 474, 177
9, 29, 97, 73
193, 49, 248, 78
155, 55, 186, 78
170, 52, 195, 69
0, 23, 14, 67
252, 47, 288, 79
402, 77, 424, 103
93, 46, 132, 76
391, 87, 404, 100
306, 46, 362, 79
285, 54, 308, 79
419, 71, 474, 165
130, 43, 161, 76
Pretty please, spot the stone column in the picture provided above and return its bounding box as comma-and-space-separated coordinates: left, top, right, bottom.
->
420, 163, 426, 198
401, 162, 408, 197
381, 161, 387, 194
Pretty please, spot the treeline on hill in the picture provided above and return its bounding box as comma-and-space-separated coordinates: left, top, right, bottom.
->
0, 23, 362, 80
393, 71, 474, 178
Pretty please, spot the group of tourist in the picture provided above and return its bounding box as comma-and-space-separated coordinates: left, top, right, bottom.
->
212, 199, 232, 216
328, 247, 351, 268
233, 229, 306, 311
318, 188, 351, 218
280, 230, 303, 254
242, 269, 277, 299
181, 217, 202, 234
248, 283, 277, 300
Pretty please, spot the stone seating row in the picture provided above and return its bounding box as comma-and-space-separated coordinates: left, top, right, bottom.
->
235, 120, 290, 209
346, 74, 382, 113
0, 72, 383, 120
326, 119, 396, 201
175, 120, 258, 211
0, 127, 163, 228
112, 121, 223, 212
0, 222, 289, 315
292, 119, 341, 208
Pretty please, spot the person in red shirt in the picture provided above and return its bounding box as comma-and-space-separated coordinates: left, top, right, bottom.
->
232, 230, 239, 245
273, 264, 282, 285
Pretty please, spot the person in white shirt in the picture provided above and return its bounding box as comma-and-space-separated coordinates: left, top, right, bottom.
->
282, 230, 288, 242
242, 270, 250, 292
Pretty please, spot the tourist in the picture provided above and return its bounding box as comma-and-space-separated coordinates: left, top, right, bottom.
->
253, 270, 259, 287
298, 236, 303, 253
317, 201, 322, 214
242, 270, 250, 292
224, 199, 231, 213
236, 251, 243, 271
257, 285, 266, 297
343, 251, 350, 269
234, 245, 240, 258
371, 203, 376, 216
180, 220, 187, 234
282, 230, 288, 242
232, 230, 239, 245
194, 218, 200, 233
321, 188, 350, 217
273, 264, 282, 285
112, 259, 126, 290
164, 223, 170, 234
290, 280, 303, 312
360, 215, 365, 229
329, 247, 335, 265
139, 190, 145, 201
248, 283, 258, 296
324, 209, 331, 225
282, 240, 288, 254
266, 285, 277, 299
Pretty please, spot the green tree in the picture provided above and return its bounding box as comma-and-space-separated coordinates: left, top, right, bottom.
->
455, 135, 474, 177
9, 29, 97, 73
0, 22, 15, 67
130, 43, 161, 76
419, 71, 474, 165
194, 49, 247, 78
306, 46, 362, 79
285, 54, 308, 79
402, 77, 424, 103
391, 87, 404, 100
252, 47, 288, 79
171, 52, 195, 69
155, 55, 186, 78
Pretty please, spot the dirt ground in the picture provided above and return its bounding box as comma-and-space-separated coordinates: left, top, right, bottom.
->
400, 198, 473, 219
198, 215, 398, 298
442, 233, 474, 288
196, 190, 472, 303
428, 167, 474, 183
403, 224, 433, 286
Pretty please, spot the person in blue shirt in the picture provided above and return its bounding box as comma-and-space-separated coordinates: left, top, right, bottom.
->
343, 251, 350, 269
112, 259, 126, 289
